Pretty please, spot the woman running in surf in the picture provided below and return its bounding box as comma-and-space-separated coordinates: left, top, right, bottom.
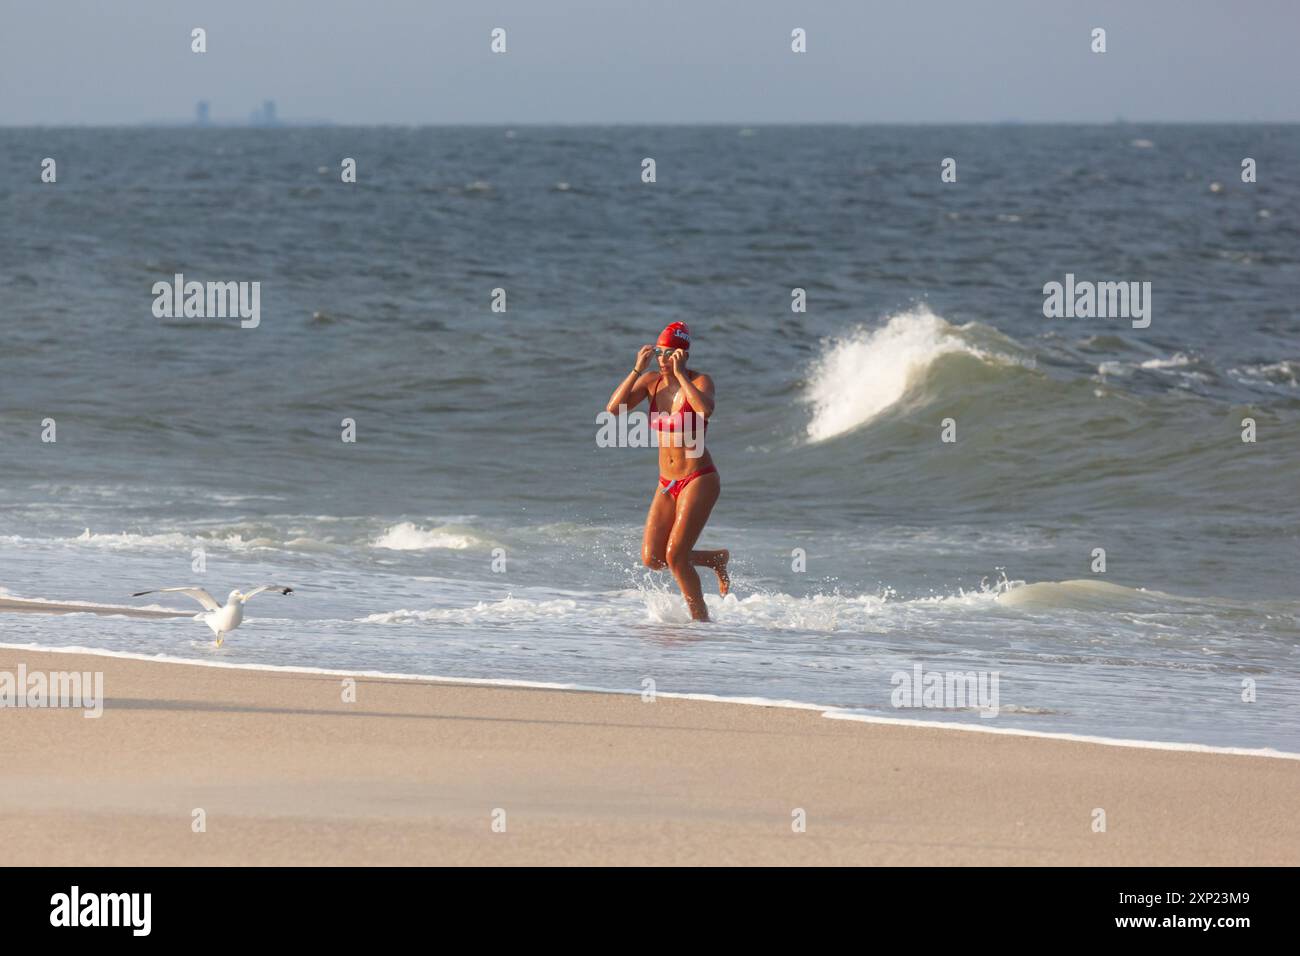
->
604, 322, 729, 621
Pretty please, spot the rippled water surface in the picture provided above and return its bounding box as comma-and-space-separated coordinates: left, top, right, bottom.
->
2, 125, 1297, 750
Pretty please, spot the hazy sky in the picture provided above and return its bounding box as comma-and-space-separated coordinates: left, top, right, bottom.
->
2, 0, 1297, 125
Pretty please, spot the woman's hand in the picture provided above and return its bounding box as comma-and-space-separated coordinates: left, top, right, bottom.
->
670, 359, 714, 419
668, 349, 687, 380
634, 345, 654, 373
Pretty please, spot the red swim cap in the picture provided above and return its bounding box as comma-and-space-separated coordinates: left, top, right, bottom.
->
657, 322, 691, 350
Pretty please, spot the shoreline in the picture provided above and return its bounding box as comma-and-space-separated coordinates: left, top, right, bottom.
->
0, 597, 189, 618
2, 647, 1298, 865
2, 640, 1296, 761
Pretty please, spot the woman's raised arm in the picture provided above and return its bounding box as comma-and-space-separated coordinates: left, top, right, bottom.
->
605, 345, 655, 414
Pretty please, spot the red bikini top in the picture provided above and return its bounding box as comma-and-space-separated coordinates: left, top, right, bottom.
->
650, 383, 708, 433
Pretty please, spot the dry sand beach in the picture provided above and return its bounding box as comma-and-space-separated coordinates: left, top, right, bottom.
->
2, 647, 1297, 866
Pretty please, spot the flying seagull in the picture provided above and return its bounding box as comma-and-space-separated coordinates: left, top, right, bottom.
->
131, 585, 293, 647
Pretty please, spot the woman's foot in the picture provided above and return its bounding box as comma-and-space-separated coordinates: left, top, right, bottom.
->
688, 549, 731, 597
713, 549, 730, 596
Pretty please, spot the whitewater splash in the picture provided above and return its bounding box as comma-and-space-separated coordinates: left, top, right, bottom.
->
370, 522, 477, 551
803, 307, 1017, 442
355, 579, 1030, 633
994, 578, 1180, 612
346, 577, 1220, 638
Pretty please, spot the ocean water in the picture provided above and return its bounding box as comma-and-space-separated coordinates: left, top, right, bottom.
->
1, 125, 1297, 751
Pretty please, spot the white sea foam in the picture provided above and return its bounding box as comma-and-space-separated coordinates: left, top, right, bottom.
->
1139, 353, 1192, 370
358, 577, 1176, 634
360, 595, 577, 624
357, 586, 986, 632
1230, 360, 1299, 388
1098, 355, 1210, 386
995, 578, 1180, 613
644, 589, 895, 630
370, 521, 477, 551
0, 525, 338, 554
362, 589, 887, 631
803, 307, 1017, 442
66, 528, 262, 551
6, 516, 491, 555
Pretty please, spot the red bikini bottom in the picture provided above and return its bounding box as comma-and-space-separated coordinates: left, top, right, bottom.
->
658, 465, 718, 500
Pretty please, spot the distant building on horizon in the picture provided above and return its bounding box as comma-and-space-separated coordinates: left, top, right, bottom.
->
176, 99, 328, 128
249, 100, 279, 127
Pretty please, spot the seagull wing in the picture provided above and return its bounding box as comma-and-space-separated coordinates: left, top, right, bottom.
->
240, 585, 294, 603
131, 586, 220, 611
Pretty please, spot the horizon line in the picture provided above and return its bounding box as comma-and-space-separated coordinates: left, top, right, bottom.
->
3, 119, 1298, 129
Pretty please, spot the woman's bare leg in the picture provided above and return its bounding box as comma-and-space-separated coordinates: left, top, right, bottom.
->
641, 484, 676, 570
691, 549, 730, 595
665, 473, 721, 620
